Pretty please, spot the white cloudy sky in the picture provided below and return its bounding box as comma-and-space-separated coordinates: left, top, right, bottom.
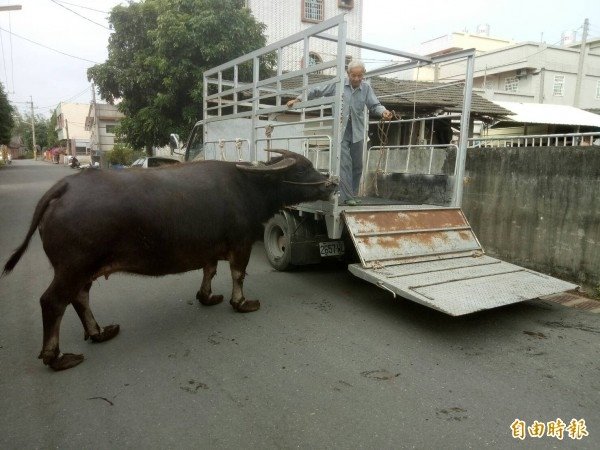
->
1, 0, 599, 117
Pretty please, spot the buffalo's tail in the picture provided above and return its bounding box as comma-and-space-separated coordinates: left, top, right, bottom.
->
2, 180, 69, 276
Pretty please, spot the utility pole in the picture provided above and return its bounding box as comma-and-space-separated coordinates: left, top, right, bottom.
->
65, 118, 70, 159
30, 96, 37, 160
574, 18, 589, 108
92, 83, 103, 167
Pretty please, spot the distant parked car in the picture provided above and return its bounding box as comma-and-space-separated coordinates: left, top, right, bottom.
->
130, 156, 181, 168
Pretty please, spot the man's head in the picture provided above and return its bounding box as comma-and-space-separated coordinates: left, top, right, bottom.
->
347, 60, 366, 89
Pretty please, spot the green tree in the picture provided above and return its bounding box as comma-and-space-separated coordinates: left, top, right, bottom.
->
46, 111, 59, 148
11, 111, 54, 151
88, 0, 269, 153
0, 82, 14, 145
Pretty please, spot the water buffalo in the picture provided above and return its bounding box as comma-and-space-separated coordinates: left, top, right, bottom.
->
3, 150, 336, 371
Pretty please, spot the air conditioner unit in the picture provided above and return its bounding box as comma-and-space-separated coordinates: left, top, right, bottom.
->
516, 69, 528, 78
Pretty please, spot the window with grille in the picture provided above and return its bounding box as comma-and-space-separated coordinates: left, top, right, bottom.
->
339, 0, 354, 8
345, 55, 353, 70
553, 75, 565, 97
504, 76, 518, 92
302, 0, 323, 23
308, 52, 322, 66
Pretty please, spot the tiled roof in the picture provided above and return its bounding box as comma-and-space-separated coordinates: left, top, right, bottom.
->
369, 77, 511, 116
276, 73, 510, 117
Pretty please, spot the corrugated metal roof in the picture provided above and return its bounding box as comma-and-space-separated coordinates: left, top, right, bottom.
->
493, 101, 600, 127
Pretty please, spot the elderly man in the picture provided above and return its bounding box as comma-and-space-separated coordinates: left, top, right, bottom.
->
287, 60, 392, 205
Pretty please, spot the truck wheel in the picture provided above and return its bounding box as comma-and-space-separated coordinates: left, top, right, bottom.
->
264, 213, 293, 271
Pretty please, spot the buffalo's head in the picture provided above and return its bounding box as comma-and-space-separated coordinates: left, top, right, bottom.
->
236, 149, 336, 204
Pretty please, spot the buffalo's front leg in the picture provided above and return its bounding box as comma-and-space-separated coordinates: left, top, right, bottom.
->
229, 243, 260, 313
196, 261, 223, 306
71, 281, 120, 343
38, 276, 85, 371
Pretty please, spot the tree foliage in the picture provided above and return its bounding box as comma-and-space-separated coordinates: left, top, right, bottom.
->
0, 82, 14, 145
11, 111, 56, 151
106, 143, 143, 166
88, 0, 269, 151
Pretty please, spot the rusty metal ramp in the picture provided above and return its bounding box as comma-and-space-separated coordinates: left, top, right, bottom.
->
344, 207, 578, 316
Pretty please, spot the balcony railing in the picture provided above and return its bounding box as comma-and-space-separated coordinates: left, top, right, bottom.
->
468, 132, 600, 148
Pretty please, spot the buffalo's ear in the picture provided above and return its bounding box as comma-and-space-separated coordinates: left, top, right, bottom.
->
236, 157, 296, 173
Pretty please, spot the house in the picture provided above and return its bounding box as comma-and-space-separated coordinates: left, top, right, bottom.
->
54, 102, 91, 156
422, 36, 600, 111
420, 28, 515, 60
85, 102, 125, 163
245, 0, 362, 70
6, 135, 26, 159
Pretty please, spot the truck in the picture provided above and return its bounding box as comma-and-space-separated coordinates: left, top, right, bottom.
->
170, 14, 577, 316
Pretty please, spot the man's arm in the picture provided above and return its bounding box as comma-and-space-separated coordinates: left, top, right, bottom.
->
286, 83, 336, 107
365, 84, 393, 120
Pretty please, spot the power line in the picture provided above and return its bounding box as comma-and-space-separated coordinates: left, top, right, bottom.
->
52, 1, 109, 14
0, 25, 99, 63
48, 0, 111, 30
11, 85, 92, 114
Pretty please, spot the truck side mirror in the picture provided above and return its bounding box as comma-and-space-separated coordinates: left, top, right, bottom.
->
169, 133, 181, 155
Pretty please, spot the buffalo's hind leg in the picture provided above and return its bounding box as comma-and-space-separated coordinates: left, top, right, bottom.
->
38, 276, 85, 371
196, 261, 224, 306
71, 282, 120, 343
229, 243, 260, 313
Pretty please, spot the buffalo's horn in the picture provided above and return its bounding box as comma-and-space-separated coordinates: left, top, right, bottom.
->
236, 157, 296, 173
265, 149, 290, 157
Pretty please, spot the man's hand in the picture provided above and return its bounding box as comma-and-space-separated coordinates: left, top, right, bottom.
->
286, 98, 300, 108
382, 110, 393, 120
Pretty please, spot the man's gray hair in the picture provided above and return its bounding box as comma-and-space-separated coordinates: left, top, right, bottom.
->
347, 59, 366, 73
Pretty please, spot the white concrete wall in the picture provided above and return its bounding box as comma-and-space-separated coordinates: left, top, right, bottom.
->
247, 0, 362, 71
55, 103, 91, 141
88, 103, 124, 153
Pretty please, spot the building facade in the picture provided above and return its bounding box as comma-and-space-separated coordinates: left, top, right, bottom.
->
245, 0, 362, 71
55, 102, 91, 155
85, 102, 125, 158
426, 37, 600, 111
420, 30, 514, 58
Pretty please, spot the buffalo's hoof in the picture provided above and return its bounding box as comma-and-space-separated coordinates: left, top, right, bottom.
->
231, 298, 260, 313
197, 294, 224, 306
49, 353, 85, 371
90, 324, 120, 343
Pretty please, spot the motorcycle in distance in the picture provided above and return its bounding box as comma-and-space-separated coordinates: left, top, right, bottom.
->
68, 155, 80, 169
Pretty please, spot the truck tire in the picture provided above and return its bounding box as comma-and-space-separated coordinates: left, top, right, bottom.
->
264, 213, 293, 271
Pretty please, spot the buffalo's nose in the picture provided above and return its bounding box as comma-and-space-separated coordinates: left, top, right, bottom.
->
325, 177, 338, 187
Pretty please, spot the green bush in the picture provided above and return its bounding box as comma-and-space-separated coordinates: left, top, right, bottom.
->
106, 144, 142, 166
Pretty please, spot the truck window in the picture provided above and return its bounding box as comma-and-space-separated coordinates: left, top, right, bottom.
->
186, 125, 204, 161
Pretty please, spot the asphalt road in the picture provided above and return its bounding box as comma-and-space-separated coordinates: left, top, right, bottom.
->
0, 159, 598, 449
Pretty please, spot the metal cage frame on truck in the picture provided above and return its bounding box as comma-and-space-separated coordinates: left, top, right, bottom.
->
179, 14, 577, 316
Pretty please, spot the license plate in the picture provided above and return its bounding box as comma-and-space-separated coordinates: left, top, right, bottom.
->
319, 241, 345, 257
